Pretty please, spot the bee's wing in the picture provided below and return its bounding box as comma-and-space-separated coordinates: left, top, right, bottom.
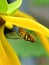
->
5, 32, 22, 39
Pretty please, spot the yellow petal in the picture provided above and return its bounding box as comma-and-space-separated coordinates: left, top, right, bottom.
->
0, 40, 11, 65
8, 10, 36, 29
0, 25, 21, 65
1, 15, 49, 37
37, 33, 49, 54
12, 10, 36, 20
6, 23, 13, 29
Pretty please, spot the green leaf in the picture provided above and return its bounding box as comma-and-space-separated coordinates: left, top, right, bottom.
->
6, 31, 49, 57
7, 0, 22, 14
0, 0, 8, 13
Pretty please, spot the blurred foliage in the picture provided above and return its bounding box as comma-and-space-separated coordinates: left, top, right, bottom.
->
32, 0, 49, 6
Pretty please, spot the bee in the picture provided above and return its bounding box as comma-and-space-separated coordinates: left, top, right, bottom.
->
5, 27, 36, 43
18, 27, 36, 42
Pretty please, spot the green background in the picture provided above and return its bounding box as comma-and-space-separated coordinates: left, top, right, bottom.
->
6, 30, 49, 57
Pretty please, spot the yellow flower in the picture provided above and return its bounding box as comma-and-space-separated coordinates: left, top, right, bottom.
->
0, 10, 49, 65
0, 17, 21, 65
